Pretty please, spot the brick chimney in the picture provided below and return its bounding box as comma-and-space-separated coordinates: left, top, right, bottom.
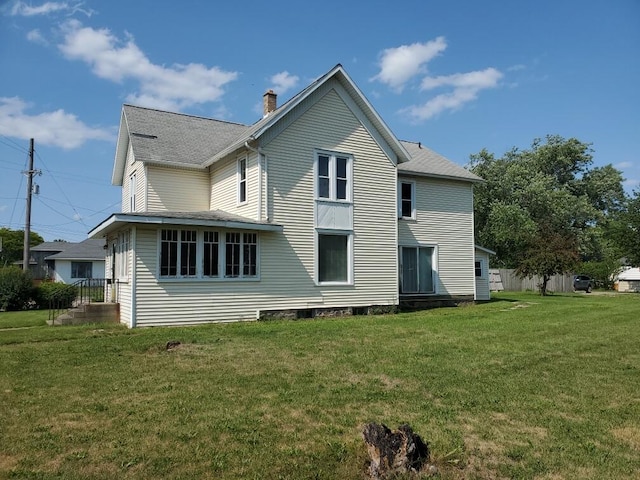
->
263, 89, 277, 117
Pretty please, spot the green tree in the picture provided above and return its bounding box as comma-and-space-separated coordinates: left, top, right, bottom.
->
607, 190, 640, 266
469, 135, 626, 294
0, 228, 44, 267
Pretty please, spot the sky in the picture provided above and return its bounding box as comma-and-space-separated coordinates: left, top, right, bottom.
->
0, 0, 638, 242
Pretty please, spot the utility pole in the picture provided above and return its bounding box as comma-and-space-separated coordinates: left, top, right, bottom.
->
22, 138, 37, 272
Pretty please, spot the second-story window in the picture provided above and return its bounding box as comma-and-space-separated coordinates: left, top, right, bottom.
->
316, 151, 352, 202
238, 157, 247, 204
398, 180, 415, 219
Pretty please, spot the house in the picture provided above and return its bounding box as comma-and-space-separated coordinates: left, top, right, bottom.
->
89, 64, 486, 328
44, 239, 106, 283
616, 267, 640, 293
15, 239, 105, 283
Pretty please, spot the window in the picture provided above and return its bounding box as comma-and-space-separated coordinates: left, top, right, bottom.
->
203, 231, 219, 277
180, 230, 197, 277
115, 231, 130, 279
225, 232, 241, 277
129, 173, 137, 212
160, 229, 178, 277
243, 233, 257, 277
400, 246, 435, 294
318, 233, 350, 283
160, 228, 258, 280
316, 151, 352, 201
238, 157, 247, 204
475, 260, 483, 277
71, 261, 93, 279
398, 181, 415, 219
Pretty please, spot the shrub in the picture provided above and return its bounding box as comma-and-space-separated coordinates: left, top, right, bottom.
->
0, 267, 34, 311
37, 281, 77, 309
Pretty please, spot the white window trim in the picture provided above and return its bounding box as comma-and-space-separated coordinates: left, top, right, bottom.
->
398, 180, 416, 220
157, 228, 260, 282
315, 229, 353, 286
115, 230, 130, 282
237, 156, 247, 205
398, 243, 438, 295
475, 259, 484, 278
314, 150, 353, 203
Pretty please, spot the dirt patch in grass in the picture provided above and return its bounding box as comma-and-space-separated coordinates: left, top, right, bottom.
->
612, 425, 640, 451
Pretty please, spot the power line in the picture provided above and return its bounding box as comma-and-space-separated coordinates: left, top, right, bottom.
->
0, 135, 29, 153
34, 150, 88, 228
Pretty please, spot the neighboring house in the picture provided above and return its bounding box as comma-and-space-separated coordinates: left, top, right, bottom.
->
15, 241, 69, 280
89, 64, 485, 328
45, 239, 106, 283
16, 239, 105, 283
616, 267, 640, 293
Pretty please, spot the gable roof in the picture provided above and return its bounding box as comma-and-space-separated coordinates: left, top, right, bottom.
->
203, 64, 411, 167
398, 141, 483, 183
45, 238, 106, 261
31, 241, 70, 253
112, 64, 413, 185
112, 106, 249, 184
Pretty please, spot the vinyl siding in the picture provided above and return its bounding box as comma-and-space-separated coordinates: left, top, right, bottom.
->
210, 153, 259, 220
474, 249, 491, 301
131, 88, 398, 326
398, 176, 475, 296
146, 165, 209, 212
105, 231, 133, 327
121, 145, 145, 212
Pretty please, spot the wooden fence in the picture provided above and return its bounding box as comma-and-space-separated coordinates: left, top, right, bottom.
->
489, 269, 574, 293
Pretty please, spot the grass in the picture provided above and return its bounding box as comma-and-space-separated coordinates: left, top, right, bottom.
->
1, 292, 639, 479
0, 309, 48, 329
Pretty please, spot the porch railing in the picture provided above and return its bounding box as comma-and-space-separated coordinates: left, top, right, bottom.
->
73, 278, 107, 305
47, 278, 108, 323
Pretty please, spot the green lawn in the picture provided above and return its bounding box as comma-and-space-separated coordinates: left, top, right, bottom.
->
1, 292, 639, 479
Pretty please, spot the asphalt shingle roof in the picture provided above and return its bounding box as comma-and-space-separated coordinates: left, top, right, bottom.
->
398, 141, 483, 182
123, 105, 250, 168
45, 238, 106, 260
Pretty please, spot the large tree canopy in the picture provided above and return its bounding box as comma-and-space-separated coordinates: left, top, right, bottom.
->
0, 228, 44, 267
469, 135, 627, 293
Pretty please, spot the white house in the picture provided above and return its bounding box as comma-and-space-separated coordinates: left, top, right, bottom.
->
89, 64, 486, 328
617, 267, 640, 293
19, 239, 105, 283
45, 239, 106, 284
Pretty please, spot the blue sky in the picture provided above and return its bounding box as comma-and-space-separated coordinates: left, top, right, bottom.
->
1, 0, 638, 242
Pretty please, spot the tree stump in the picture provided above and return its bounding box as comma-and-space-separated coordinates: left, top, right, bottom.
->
362, 423, 431, 478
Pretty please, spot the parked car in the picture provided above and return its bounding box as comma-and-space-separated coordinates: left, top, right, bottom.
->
573, 275, 594, 293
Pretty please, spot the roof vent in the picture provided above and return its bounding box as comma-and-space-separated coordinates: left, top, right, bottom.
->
263, 90, 277, 117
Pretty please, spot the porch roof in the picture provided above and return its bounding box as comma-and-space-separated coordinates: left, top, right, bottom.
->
88, 210, 283, 238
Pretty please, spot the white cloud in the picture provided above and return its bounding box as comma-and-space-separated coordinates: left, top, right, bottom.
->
10, 1, 93, 17
371, 37, 447, 92
420, 68, 503, 91
0, 97, 114, 149
615, 161, 633, 169
58, 20, 239, 111
402, 67, 503, 121
269, 71, 299, 94
624, 178, 639, 188
26, 29, 48, 45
